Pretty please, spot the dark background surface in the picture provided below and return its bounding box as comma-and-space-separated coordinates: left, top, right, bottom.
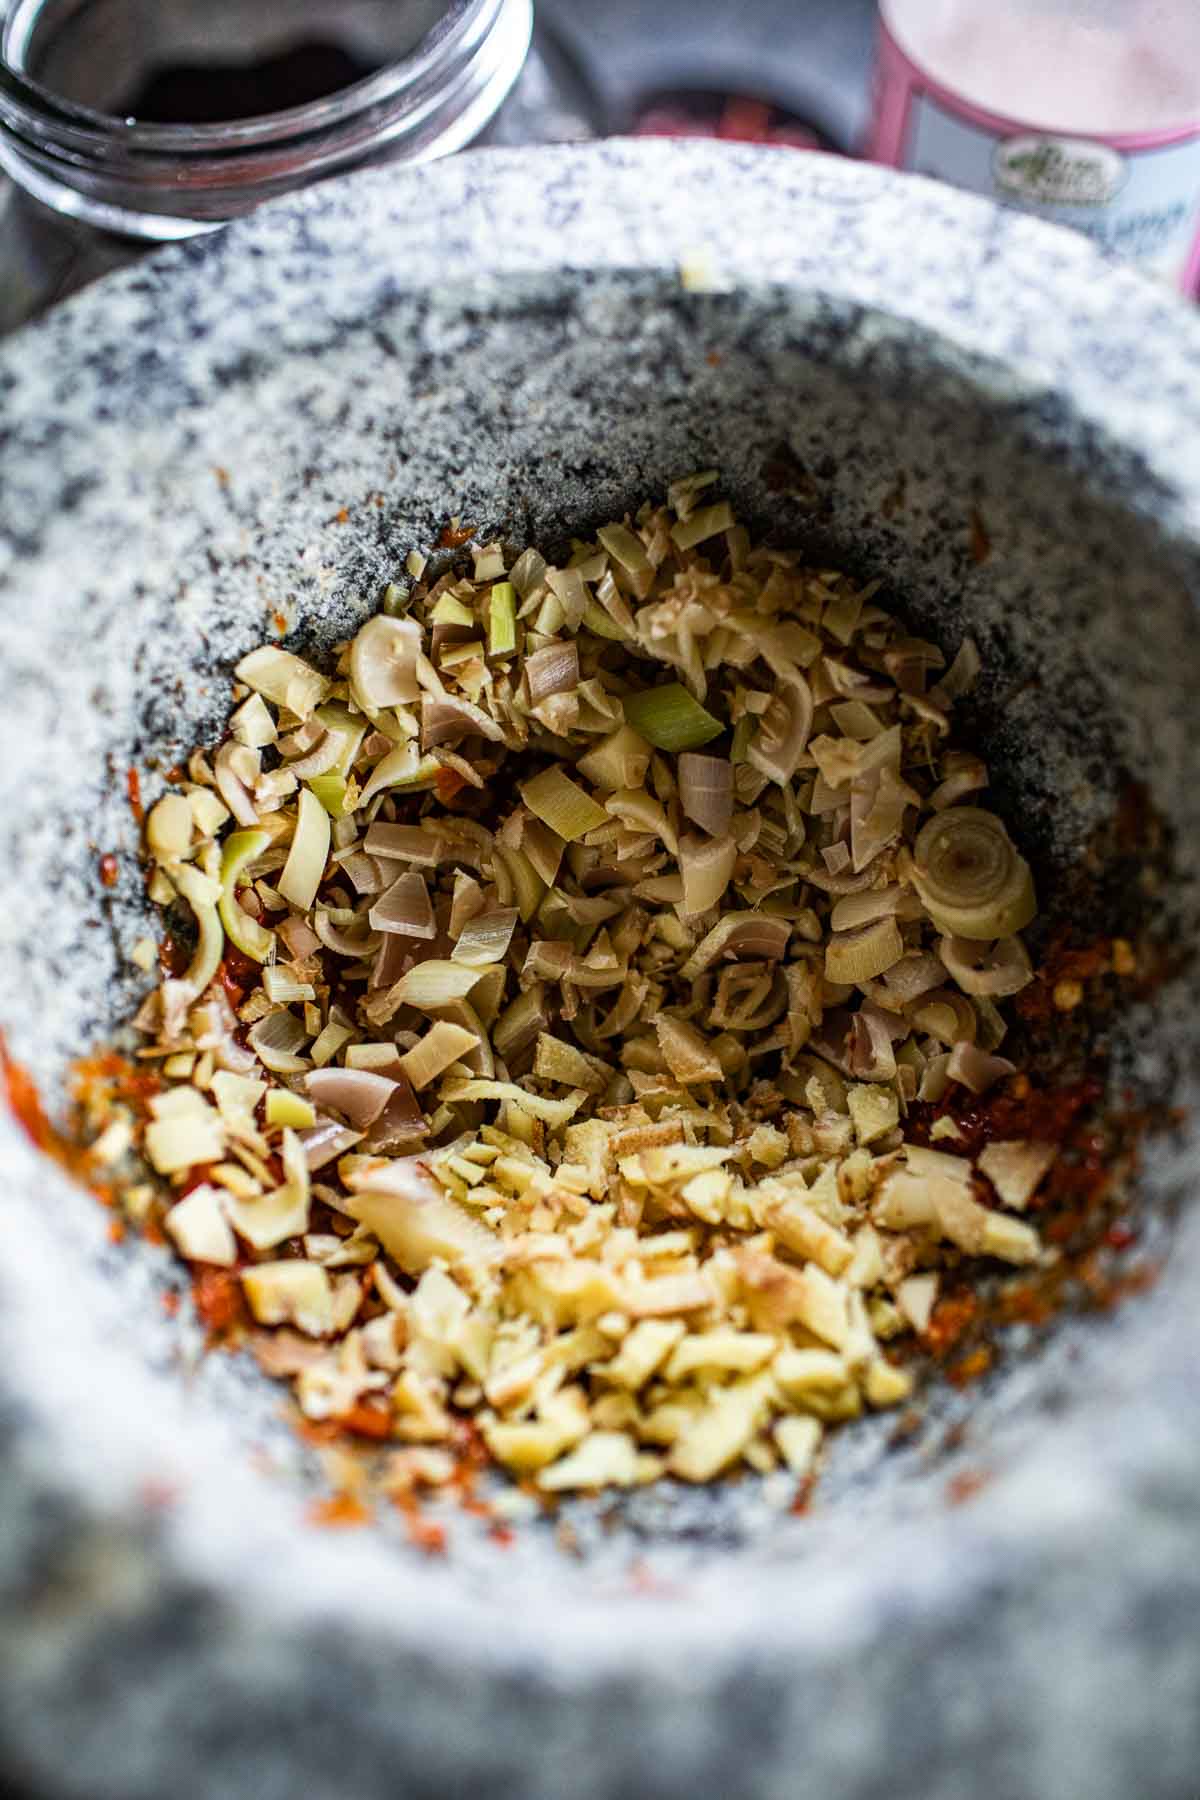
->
541, 0, 877, 149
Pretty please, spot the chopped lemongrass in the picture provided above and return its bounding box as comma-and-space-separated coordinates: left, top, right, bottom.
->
247, 1009, 310, 1075
108, 480, 1050, 1505
623, 683, 723, 752
439, 639, 484, 670
266, 1090, 317, 1130
473, 542, 506, 582
451, 908, 519, 967
309, 1018, 356, 1067
670, 501, 735, 551
576, 724, 652, 792
520, 767, 608, 842
230, 692, 278, 749
678, 752, 733, 837
525, 641, 579, 703
234, 646, 329, 719
399, 1021, 480, 1091
172, 862, 224, 998
262, 965, 316, 1004
314, 703, 368, 774
146, 794, 193, 860
596, 522, 652, 582
912, 807, 1035, 940
825, 918, 905, 985
492, 984, 549, 1059
355, 743, 425, 807
546, 567, 590, 629
488, 582, 518, 657
678, 831, 737, 916
219, 828, 275, 963
349, 615, 420, 710
278, 788, 330, 913
493, 847, 546, 924
431, 593, 475, 627
729, 714, 755, 765
145, 1108, 225, 1176
581, 599, 630, 641
392, 960, 483, 1010
369, 871, 436, 938
306, 774, 349, 818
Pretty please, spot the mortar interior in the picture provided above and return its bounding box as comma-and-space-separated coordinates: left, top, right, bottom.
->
0, 251, 1195, 1592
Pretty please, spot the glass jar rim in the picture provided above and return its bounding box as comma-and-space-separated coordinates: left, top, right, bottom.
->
0, 0, 500, 150
0, 0, 531, 234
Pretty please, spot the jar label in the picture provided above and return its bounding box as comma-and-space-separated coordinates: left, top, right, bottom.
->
869, 17, 1200, 293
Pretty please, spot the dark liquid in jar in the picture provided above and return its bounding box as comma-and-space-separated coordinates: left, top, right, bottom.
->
119, 40, 381, 123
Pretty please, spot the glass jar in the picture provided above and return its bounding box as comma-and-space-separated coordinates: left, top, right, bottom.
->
0, 0, 596, 333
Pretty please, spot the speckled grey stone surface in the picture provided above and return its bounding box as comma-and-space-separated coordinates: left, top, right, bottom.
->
0, 141, 1198, 1799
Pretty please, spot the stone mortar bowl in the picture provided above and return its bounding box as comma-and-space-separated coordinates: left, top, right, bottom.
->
0, 141, 1197, 1800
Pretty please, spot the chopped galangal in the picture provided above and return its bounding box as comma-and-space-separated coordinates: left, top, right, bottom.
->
88, 475, 1057, 1494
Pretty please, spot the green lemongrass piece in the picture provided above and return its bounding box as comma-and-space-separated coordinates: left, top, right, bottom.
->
218, 828, 275, 963
670, 501, 735, 552
439, 639, 485, 670
581, 598, 630, 641
381, 582, 409, 617
488, 582, 518, 656
431, 594, 475, 627
596, 522, 652, 580
623, 683, 723, 752
730, 714, 755, 765
493, 847, 546, 924
278, 789, 331, 913
266, 1090, 317, 1130
355, 742, 422, 807
309, 1017, 356, 1066
392, 960, 483, 1010
307, 774, 349, 818
824, 917, 906, 986
520, 767, 608, 842
384, 752, 441, 794
315, 702, 368, 774
234, 646, 329, 720
521, 818, 565, 887
451, 908, 519, 967
173, 862, 225, 997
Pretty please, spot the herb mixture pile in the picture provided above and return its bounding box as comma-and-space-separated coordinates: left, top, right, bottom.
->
87, 474, 1059, 1495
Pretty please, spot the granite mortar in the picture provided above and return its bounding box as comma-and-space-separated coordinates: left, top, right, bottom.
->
0, 142, 1197, 1798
